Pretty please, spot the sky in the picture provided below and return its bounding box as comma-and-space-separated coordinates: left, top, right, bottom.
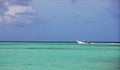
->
0, 0, 120, 42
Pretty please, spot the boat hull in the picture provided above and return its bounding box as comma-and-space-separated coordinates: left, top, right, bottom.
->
76, 40, 90, 44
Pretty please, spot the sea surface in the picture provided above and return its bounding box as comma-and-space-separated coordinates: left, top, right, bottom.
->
0, 42, 120, 70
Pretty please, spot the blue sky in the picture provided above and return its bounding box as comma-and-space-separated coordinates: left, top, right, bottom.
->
0, 0, 120, 42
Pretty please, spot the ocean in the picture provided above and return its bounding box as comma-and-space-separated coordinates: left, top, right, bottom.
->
0, 42, 120, 70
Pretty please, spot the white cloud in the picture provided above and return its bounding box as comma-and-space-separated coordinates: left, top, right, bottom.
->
0, 5, 37, 26
5, 5, 36, 16
0, 0, 38, 26
2, 5, 37, 26
3, 15, 17, 24
2, 11, 37, 25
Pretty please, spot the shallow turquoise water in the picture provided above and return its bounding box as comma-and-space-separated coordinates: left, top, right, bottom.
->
0, 42, 120, 70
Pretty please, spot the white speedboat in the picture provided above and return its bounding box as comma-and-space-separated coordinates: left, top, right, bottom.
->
76, 40, 90, 44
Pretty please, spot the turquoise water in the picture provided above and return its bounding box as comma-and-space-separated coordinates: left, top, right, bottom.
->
0, 42, 120, 70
